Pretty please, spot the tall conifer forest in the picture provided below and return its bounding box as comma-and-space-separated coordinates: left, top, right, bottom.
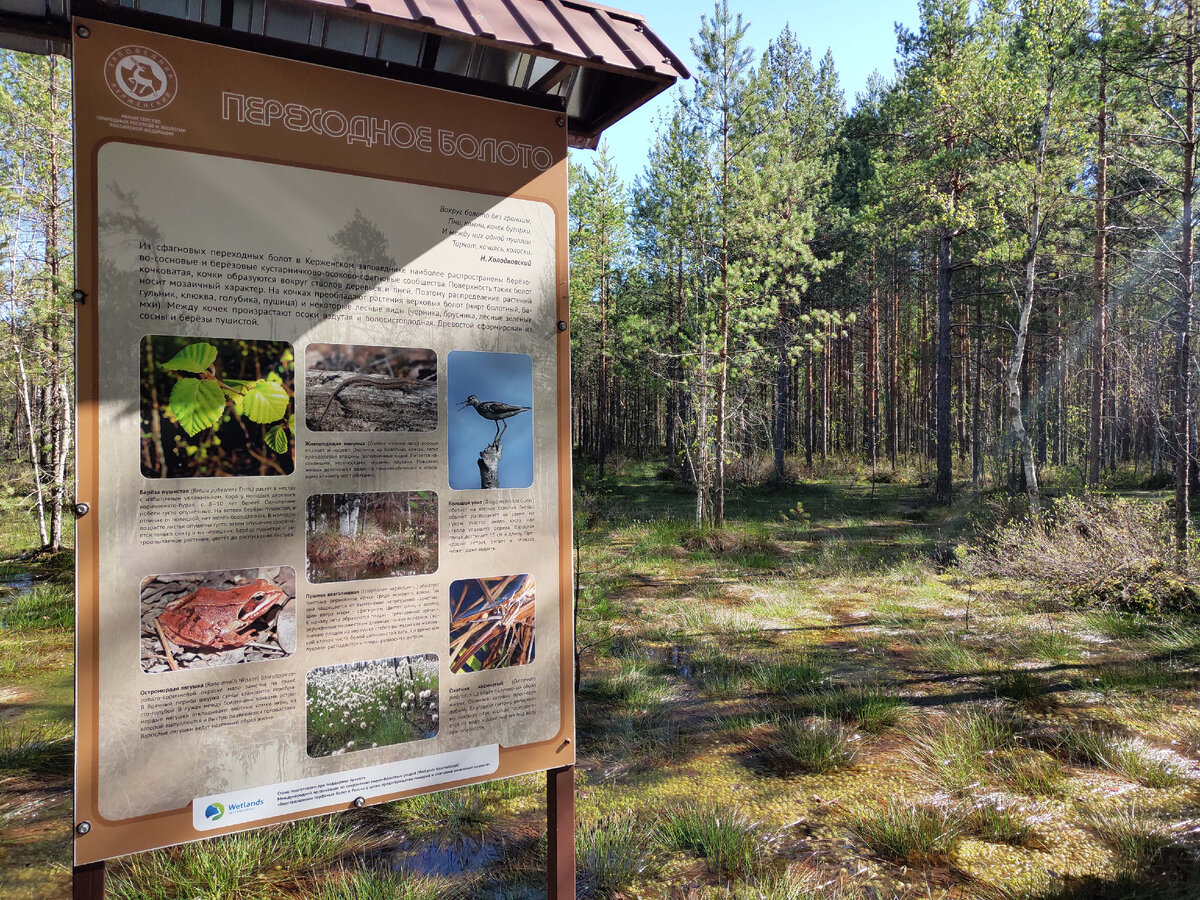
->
570, 0, 1200, 543
5, 3, 1200, 544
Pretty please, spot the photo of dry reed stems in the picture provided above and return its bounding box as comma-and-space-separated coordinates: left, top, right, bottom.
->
448, 574, 535, 673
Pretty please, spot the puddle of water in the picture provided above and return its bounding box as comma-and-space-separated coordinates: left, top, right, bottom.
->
306, 561, 436, 583
386, 835, 500, 877
0, 574, 38, 625
0, 573, 36, 596
666, 646, 694, 678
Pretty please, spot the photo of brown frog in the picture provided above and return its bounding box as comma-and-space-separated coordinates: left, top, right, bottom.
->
139, 567, 296, 673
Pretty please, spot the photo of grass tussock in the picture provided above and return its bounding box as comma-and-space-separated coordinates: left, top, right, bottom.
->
449, 574, 535, 673
306, 654, 439, 758
305, 491, 438, 584
140, 334, 295, 478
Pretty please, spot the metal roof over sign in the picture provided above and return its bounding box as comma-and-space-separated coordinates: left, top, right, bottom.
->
0, 0, 688, 145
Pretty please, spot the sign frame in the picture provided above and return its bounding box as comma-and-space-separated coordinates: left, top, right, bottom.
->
71, 12, 575, 894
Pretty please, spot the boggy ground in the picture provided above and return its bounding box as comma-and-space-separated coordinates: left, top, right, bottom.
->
5, 466, 1200, 898
563, 465, 1200, 899
0, 498, 74, 900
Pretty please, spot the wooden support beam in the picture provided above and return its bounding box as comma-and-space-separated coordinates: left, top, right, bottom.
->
546, 764, 575, 899
73, 861, 105, 900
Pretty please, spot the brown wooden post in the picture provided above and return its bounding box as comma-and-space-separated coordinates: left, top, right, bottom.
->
547, 764, 575, 899
73, 861, 105, 900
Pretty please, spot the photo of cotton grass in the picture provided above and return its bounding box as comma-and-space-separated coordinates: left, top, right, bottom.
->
305, 654, 439, 758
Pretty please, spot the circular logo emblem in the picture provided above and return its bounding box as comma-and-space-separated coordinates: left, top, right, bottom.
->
204, 802, 225, 821
104, 46, 178, 111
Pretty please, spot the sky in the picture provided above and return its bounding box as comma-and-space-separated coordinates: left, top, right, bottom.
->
591, 0, 923, 181
447, 350, 535, 490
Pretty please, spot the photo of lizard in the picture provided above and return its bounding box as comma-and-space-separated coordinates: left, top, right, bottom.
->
304, 343, 437, 432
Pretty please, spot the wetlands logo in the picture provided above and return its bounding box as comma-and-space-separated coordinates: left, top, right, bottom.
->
104, 45, 179, 111
203, 802, 225, 822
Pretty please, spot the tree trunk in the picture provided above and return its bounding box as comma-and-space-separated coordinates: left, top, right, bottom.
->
934, 226, 954, 504
714, 243, 730, 525
1174, 0, 1196, 565
774, 286, 791, 482
1090, 42, 1108, 489
45, 57, 68, 552
14, 345, 48, 547
597, 238, 610, 478
972, 282, 982, 491
865, 255, 879, 475
1007, 58, 1057, 516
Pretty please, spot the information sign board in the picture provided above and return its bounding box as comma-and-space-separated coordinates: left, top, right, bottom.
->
72, 16, 573, 864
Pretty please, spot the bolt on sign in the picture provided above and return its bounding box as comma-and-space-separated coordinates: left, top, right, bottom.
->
72, 15, 575, 863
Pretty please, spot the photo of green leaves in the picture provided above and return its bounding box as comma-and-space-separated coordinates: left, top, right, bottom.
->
140, 335, 295, 478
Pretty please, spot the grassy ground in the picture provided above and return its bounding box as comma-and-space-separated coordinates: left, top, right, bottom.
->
0, 483, 75, 899
4, 459, 1200, 897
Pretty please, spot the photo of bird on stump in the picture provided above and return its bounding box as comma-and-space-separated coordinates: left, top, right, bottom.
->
458, 395, 531, 446
447, 351, 534, 490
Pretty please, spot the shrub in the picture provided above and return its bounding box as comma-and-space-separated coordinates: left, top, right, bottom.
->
991, 670, 1050, 703
716, 868, 855, 899
367, 783, 496, 835
0, 720, 72, 775
1049, 724, 1189, 788
816, 683, 905, 733
747, 656, 826, 695
996, 751, 1067, 797
959, 800, 1037, 847
0, 583, 73, 630
912, 708, 1016, 792
311, 866, 449, 900
680, 528, 781, 557
971, 496, 1198, 614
